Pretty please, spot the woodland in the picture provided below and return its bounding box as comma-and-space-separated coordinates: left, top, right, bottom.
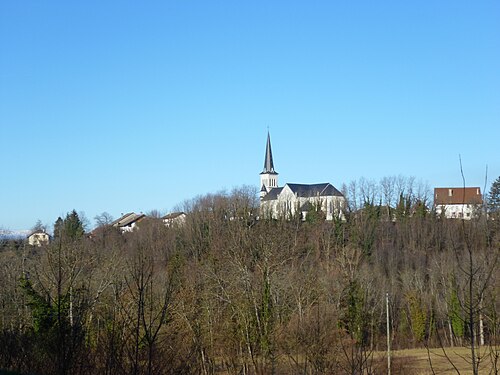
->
0, 177, 499, 375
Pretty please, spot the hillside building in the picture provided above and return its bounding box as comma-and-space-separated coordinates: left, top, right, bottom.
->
27, 230, 50, 247
111, 212, 146, 233
259, 132, 345, 220
434, 187, 483, 219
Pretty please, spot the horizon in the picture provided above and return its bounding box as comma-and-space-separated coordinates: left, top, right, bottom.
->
1, 1, 499, 231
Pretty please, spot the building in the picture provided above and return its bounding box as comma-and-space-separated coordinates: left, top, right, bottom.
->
434, 187, 483, 219
27, 230, 50, 247
162, 212, 187, 227
111, 212, 146, 233
259, 132, 346, 220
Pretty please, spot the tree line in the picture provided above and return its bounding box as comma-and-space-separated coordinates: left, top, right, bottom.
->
0, 177, 499, 375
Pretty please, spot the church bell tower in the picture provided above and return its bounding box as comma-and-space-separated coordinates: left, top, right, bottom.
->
260, 132, 278, 199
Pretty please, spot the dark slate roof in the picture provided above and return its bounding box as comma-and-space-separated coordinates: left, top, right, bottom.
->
261, 187, 283, 202
261, 183, 343, 202
261, 132, 278, 175
286, 183, 343, 198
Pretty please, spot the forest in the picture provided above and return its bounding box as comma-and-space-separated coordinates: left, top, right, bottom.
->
0, 177, 499, 375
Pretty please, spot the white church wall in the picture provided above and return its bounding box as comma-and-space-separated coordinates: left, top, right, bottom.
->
260, 186, 346, 221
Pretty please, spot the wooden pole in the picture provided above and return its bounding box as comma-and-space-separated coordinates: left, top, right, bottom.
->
386, 292, 391, 375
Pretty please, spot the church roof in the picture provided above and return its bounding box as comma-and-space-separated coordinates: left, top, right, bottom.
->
261, 132, 278, 175
286, 183, 343, 198
261, 183, 343, 202
261, 187, 283, 201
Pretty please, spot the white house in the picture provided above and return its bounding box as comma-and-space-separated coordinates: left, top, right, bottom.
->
27, 230, 50, 247
162, 212, 187, 227
259, 132, 346, 220
434, 187, 483, 219
111, 212, 146, 233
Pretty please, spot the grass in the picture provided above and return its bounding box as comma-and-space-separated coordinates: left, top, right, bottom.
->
385, 346, 499, 375
1, 347, 497, 374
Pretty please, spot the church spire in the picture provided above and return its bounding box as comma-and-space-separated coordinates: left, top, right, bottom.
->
260, 131, 278, 197
262, 131, 277, 174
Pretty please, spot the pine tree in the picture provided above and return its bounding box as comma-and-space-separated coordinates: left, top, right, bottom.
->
53, 217, 63, 240
53, 210, 85, 242
63, 210, 85, 240
487, 176, 500, 215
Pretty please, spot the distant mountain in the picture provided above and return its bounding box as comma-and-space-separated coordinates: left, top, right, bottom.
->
0, 229, 31, 240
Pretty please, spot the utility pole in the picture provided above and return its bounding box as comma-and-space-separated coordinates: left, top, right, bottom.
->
386, 292, 391, 375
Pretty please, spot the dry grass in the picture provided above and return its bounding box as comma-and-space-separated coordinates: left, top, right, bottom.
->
383, 346, 498, 375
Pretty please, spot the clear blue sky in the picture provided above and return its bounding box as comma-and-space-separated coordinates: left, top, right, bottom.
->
1, 1, 499, 231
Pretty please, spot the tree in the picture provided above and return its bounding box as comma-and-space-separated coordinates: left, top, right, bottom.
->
18, 225, 91, 375
53, 217, 63, 240
94, 212, 114, 228
53, 210, 85, 242
1, 182, 498, 374
488, 176, 500, 216
31, 219, 47, 233
448, 283, 464, 346
63, 210, 85, 240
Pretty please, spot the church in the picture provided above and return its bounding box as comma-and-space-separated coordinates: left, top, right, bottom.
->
259, 133, 346, 220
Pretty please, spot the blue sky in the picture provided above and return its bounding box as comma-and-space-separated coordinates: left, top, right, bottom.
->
1, 1, 499, 231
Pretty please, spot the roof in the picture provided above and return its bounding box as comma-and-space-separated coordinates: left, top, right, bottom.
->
261, 132, 278, 175
261, 183, 343, 202
286, 183, 343, 198
261, 187, 283, 201
162, 212, 186, 220
434, 187, 483, 205
111, 212, 133, 226
111, 212, 146, 227
27, 230, 49, 238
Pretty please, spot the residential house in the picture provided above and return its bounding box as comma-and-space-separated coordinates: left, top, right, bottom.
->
111, 212, 146, 233
434, 187, 483, 219
27, 230, 50, 247
162, 212, 187, 227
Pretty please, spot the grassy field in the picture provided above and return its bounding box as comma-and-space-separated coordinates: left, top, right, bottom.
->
387, 346, 498, 375
1, 347, 497, 375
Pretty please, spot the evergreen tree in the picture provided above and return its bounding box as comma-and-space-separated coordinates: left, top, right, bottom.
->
449, 286, 464, 345
53, 210, 85, 242
487, 176, 500, 215
63, 210, 85, 240
395, 192, 411, 220
53, 217, 63, 240
339, 280, 369, 344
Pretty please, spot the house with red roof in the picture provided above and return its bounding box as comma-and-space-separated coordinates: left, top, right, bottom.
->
434, 187, 483, 219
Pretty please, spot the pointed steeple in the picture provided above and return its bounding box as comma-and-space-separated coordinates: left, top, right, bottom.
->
260, 131, 279, 198
262, 132, 277, 174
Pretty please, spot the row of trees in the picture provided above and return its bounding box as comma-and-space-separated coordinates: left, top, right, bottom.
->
0, 178, 499, 374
